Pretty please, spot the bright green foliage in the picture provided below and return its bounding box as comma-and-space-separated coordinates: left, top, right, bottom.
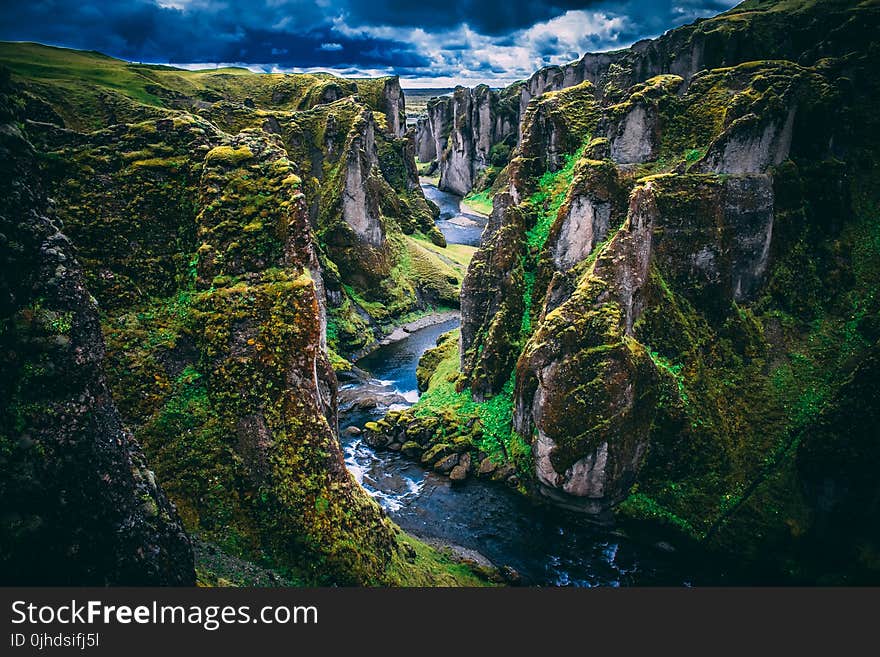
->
412, 331, 531, 478
462, 188, 494, 215
525, 144, 586, 251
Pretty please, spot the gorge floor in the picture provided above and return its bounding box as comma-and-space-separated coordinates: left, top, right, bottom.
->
338, 184, 719, 586
419, 179, 488, 246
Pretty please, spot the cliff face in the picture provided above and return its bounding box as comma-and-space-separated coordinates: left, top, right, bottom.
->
0, 74, 194, 585
514, 173, 777, 512
394, 0, 880, 582
0, 48, 482, 585
459, 194, 526, 400
415, 84, 519, 195
356, 76, 407, 138
415, 0, 874, 200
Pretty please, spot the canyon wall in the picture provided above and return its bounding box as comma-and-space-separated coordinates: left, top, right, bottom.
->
387, 0, 880, 582
0, 53, 478, 585
0, 73, 194, 584
415, 0, 874, 199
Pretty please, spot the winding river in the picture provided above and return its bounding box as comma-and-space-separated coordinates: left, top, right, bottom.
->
420, 179, 488, 246
339, 183, 715, 586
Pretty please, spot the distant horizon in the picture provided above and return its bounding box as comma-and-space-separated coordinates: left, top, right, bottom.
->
0, 1, 741, 87
0, 40, 515, 89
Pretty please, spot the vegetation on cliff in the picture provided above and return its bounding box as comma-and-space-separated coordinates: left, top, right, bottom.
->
3, 0, 879, 586
384, 0, 880, 583
0, 44, 488, 586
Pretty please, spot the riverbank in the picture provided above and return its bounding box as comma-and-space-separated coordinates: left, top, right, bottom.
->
337, 316, 714, 585
420, 179, 488, 247
345, 309, 460, 365
461, 190, 492, 216
377, 310, 460, 346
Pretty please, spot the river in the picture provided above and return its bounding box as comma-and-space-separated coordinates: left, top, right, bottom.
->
338, 183, 716, 586
420, 179, 487, 246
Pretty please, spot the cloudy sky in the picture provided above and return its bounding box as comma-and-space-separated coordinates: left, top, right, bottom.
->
0, 0, 740, 87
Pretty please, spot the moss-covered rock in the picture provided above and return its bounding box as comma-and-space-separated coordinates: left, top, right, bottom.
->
446, 0, 880, 582
0, 47, 487, 585
459, 194, 527, 400
0, 75, 194, 585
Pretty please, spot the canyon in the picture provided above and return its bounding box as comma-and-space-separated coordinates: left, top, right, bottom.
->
2, 0, 879, 585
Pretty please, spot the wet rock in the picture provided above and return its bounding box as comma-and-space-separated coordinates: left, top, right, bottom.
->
421, 442, 454, 465
500, 565, 523, 585
478, 457, 498, 476
434, 453, 460, 474
336, 365, 371, 383
338, 382, 408, 413
491, 464, 516, 482
449, 453, 472, 481
449, 465, 468, 481
401, 441, 423, 458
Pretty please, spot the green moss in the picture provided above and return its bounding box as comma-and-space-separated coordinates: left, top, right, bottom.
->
525, 144, 587, 250
410, 331, 531, 479
205, 145, 253, 166
617, 491, 697, 535
382, 533, 493, 587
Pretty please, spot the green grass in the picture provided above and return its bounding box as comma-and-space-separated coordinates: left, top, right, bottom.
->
462, 188, 494, 215
412, 331, 531, 475
383, 532, 493, 586
0, 41, 389, 131
647, 349, 689, 404
525, 144, 585, 251
411, 233, 477, 269
617, 491, 697, 535
520, 269, 536, 336
0, 42, 167, 106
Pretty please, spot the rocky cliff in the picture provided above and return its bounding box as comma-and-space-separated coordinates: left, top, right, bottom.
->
0, 47, 483, 585
384, 0, 880, 583
414, 84, 519, 195
415, 0, 874, 201
0, 71, 194, 585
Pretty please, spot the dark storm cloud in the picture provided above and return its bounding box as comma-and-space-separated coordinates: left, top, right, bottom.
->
342, 0, 611, 36
0, 0, 741, 82
0, 0, 427, 67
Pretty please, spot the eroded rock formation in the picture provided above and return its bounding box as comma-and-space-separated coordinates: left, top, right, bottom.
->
0, 75, 194, 585
390, 0, 880, 582
0, 51, 480, 585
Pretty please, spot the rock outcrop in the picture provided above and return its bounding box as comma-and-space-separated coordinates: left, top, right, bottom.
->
401, 0, 880, 582
459, 193, 526, 400
0, 74, 194, 585
415, 84, 518, 195
356, 76, 407, 137
514, 173, 778, 511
